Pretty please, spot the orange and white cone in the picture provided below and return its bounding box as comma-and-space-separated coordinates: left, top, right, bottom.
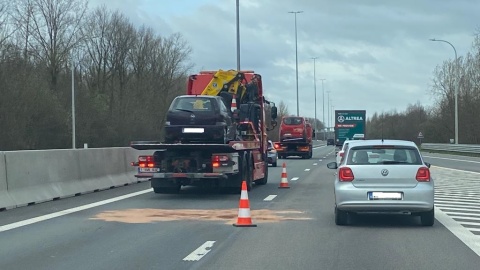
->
279, 162, 290, 188
231, 94, 237, 112
233, 181, 257, 227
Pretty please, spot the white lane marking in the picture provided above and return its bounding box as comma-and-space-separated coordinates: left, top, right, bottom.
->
432, 165, 480, 174
183, 241, 216, 261
319, 159, 323, 162
313, 163, 318, 166
435, 206, 480, 257
291, 177, 299, 181
304, 168, 310, 172
264, 195, 277, 201
0, 189, 152, 233
424, 156, 480, 164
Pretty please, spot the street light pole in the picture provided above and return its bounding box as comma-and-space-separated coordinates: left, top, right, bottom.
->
311, 57, 318, 140
319, 79, 326, 140
327, 90, 331, 135
430, 38, 458, 144
71, 56, 76, 149
236, 0, 240, 71
288, 11, 303, 116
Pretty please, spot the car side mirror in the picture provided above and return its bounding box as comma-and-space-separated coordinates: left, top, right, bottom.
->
271, 106, 278, 119
327, 162, 337, 169
425, 162, 431, 168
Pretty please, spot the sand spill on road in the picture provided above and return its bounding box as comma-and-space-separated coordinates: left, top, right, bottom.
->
90, 208, 312, 224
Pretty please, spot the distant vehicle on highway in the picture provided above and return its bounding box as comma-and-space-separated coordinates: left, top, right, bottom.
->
327, 139, 434, 226
327, 138, 335, 146
267, 140, 278, 167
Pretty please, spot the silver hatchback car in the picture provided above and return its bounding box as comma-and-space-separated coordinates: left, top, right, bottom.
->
327, 139, 434, 226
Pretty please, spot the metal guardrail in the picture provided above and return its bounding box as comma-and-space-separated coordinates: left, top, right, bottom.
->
421, 143, 480, 154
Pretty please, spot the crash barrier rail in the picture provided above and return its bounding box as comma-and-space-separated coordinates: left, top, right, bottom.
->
421, 143, 480, 154
0, 148, 150, 210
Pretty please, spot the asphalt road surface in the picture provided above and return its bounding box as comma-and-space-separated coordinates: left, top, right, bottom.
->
1, 145, 480, 270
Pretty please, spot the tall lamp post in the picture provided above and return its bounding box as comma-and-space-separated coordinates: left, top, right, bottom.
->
430, 38, 458, 144
236, 0, 240, 71
71, 56, 76, 149
327, 90, 331, 136
288, 11, 303, 116
311, 57, 319, 140
319, 79, 326, 140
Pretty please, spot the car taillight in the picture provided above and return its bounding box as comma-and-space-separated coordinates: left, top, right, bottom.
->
339, 167, 354, 181
274, 143, 281, 150
138, 155, 155, 168
212, 155, 229, 168
339, 152, 344, 157
416, 167, 431, 182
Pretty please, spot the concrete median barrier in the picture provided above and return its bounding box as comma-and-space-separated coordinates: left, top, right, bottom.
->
5, 149, 84, 207
2, 147, 150, 209
0, 152, 15, 210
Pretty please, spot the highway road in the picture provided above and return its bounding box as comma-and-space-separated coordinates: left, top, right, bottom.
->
1, 145, 480, 270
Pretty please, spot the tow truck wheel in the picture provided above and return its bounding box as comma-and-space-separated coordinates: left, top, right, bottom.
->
256, 160, 268, 185
245, 155, 253, 191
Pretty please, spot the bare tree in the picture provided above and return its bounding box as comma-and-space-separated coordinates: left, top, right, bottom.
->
27, 0, 88, 92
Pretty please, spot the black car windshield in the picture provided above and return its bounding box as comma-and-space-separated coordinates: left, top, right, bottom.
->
346, 146, 423, 165
171, 97, 214, 112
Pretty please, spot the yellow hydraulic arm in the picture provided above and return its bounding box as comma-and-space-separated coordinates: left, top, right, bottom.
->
200, 70, 246, 100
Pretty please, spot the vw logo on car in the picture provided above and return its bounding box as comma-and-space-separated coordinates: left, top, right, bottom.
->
381, 169, 389, 176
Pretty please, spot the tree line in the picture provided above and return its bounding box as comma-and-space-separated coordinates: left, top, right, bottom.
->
0, 0, 191, 150
367, 33, 480, 144
1, 0, 479, 150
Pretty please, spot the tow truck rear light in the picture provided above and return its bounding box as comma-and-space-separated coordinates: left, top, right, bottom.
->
416, 167, 431, 182
212, 155, 230, 168
339, 167, 354, 181
138, 155, 155, 168
274, 143, 282, 150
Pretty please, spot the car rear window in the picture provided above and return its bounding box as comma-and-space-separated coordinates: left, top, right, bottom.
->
346, 146, 422, 165
282, 117, 303, 125
171, 97, 214, 112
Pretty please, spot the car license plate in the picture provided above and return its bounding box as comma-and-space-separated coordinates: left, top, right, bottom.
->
368, 192, 403, 200
138, 168, 160, 173
183, 128, 204, 133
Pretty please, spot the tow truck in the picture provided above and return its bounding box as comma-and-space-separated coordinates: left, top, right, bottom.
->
130, 70, 278, 193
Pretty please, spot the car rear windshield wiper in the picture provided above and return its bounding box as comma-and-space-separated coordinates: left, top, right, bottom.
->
380, 161, 408, 164
175, 109, 194, 113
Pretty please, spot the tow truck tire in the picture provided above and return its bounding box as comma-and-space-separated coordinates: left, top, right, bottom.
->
245, 154, 253, 191
256, 160, 268, 185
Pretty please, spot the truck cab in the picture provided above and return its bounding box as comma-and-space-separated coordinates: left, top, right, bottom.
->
279, 116, 312, 143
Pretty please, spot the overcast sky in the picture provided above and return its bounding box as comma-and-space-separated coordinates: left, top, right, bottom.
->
90, 0, 478, 126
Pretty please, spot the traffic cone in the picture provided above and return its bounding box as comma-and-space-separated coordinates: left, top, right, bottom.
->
279, 162, 290, 188
233, 181, 257, 227
231, 94, 237, 112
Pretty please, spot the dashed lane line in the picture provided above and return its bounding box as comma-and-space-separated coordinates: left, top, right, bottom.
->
263, 195, 277, 201
183, 241, 216, 261
291, 177, 299, 181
